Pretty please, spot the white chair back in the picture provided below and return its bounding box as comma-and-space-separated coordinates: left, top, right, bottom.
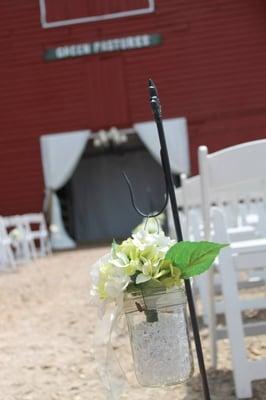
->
22, 213, 51, 258
4, 215, 30, 264
200, 140, 266, 189
167, 186, 185, 239
212, 207, 266, 398
180, 174, 201, 209
0, 216, 15, 269
198, 139, 266, 239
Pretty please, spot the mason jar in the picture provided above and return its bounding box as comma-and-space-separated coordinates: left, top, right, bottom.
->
124, 285, 194, 387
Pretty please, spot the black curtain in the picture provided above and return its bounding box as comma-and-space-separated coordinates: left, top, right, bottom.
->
69, 149, 166, 243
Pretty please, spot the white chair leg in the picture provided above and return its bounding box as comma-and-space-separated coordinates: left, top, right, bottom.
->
46, 237, 52, 255
207, 268, 218, 368
213, 209, 252, 398
6, 245, 16, 269
194, 273, 210, 325
219, 247, 252, 398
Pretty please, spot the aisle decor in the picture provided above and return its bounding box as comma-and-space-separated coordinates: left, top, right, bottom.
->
93, 127, 127, 149
90, 221, 227, 396
9, 227, 23, 244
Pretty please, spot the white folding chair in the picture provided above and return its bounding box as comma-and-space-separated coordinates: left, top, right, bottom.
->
179, 171, 263, 331
197, 140, 266, 396
166, 186, 184, 239
212, 207, 266, 399
198, 141, 266, 241
22, 213, 51, 258
189, 207, 266, 320
181, 173, 261, 242
0, 216, 16, 270
4, 215, 30, 264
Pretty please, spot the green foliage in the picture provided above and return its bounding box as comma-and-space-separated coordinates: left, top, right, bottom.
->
165, 241, 228, 279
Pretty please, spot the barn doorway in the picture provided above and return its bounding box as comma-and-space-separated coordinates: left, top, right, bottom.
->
59, 134, 166, 244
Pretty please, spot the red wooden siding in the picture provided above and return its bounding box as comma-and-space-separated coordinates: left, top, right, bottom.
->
0, 1, 266, 215
86, 56, 129, 127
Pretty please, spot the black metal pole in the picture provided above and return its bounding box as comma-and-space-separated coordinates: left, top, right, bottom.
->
148, 79, 211, 400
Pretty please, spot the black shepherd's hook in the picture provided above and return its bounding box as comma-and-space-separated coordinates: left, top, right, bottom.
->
147, 78, 211, 400
148, 78, 161, 121
122, 166, 169, 218
123, 80, 170, 218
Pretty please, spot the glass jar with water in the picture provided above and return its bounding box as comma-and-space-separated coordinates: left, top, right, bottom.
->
124, 285, 194, 387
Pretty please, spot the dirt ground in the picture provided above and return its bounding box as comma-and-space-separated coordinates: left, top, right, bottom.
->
0, 247, 265, 400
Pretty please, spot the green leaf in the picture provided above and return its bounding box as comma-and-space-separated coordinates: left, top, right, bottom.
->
165, 241, 228, 279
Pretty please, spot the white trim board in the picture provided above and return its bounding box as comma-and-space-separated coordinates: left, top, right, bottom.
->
39, 0, 155, 29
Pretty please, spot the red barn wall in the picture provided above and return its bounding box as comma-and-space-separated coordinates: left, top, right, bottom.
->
0, 0, 266, 215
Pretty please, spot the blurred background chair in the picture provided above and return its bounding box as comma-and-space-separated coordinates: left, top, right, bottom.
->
4, 215, 30, 265
0, 216, 16, 270
22, 213, 51, 258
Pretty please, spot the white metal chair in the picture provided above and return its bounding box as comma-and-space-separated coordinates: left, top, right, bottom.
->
22, 213, 51, 258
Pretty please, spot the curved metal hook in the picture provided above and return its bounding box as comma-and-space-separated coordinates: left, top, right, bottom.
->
122, 171, 169, 218
144, 216, 160, 234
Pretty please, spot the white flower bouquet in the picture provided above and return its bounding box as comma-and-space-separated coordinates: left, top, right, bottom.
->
91, 226, 226, 306
90, 224, 227, 391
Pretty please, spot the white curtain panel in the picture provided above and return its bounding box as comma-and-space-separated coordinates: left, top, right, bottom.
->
134, 117, 190, 175
40, 130, 90, 249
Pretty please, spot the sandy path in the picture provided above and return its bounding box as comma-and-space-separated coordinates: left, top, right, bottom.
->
0, 248, 265, 400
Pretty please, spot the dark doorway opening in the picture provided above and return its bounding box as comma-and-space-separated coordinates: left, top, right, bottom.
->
58, 134, 167, 244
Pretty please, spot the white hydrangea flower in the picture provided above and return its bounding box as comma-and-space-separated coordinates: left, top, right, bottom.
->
93, 138, 101, 148
132, 230, 174, 253
9, 228, 23, 242
98, 129, 109, 146
90, 253, 131, 302
90, 229, 176, 305
108, 127, 120, 144
49, 224, 59, 233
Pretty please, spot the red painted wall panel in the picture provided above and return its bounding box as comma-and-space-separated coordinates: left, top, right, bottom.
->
0, 0, 266, 214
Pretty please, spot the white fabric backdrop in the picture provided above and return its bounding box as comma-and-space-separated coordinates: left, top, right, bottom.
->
134, 117, 190, 175
40, 119, 190, 249
40, 131, 91, 249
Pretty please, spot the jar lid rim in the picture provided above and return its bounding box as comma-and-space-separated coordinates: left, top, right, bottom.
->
124, 284, 185, 297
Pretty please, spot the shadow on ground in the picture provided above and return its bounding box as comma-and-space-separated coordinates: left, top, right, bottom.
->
183, 368, 266, 400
